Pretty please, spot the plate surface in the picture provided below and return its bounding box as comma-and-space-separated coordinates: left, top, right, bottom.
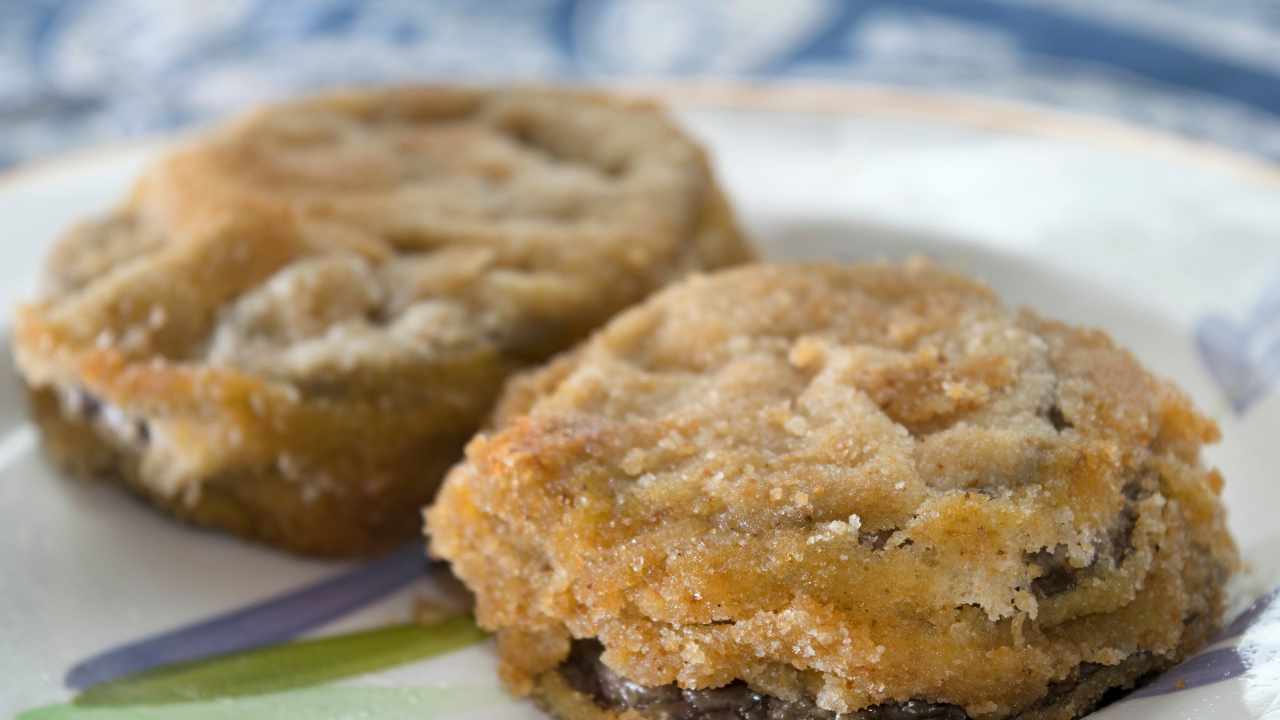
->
3, 88, 1280, 719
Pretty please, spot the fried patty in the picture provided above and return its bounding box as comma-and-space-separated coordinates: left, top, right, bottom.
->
427, 261, 1236, 718
15, 86, 752, 555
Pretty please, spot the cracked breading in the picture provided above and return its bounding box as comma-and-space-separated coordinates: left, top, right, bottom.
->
14, 86, 752, 556
427, 261, 1236, 719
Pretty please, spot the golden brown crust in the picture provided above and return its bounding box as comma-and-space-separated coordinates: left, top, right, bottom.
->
426, 261, 1236, 717
14, 86, 752, 556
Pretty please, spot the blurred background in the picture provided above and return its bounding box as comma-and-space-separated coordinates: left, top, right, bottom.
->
3, 0, 1280, 169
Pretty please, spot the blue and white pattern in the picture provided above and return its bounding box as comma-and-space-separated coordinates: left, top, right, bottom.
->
64, 541, 430, 690
1197, 270, 1280, 415
5, 0, 1280, 168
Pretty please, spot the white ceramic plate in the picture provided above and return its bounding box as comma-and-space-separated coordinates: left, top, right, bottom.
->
3, 86, 1279, 719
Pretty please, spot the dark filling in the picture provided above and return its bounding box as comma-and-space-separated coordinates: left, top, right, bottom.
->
134, 416, 151, 444
1028, 482, 1142, 598
560, 641, 1152, 719
76, 391, 102, 420
1045, 404, 1073, 432
1109, 483, 1142, 565
1037, 662, 1102, 710
560, 640, 969, 720
63, 388, 150, 448
860, 528, 898, 552
1028, 547, 1079, 597
1016, 654, 1153, 716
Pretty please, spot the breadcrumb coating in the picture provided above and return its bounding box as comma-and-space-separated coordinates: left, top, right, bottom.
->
15, 86, 751, 555
427, 261, 1236, 718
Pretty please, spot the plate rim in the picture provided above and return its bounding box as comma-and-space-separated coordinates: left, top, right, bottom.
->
2, 80, 1279, 193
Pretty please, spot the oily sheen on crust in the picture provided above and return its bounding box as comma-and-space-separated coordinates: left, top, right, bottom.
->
426, 261, 1237, 719
13, 86, 751, 556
